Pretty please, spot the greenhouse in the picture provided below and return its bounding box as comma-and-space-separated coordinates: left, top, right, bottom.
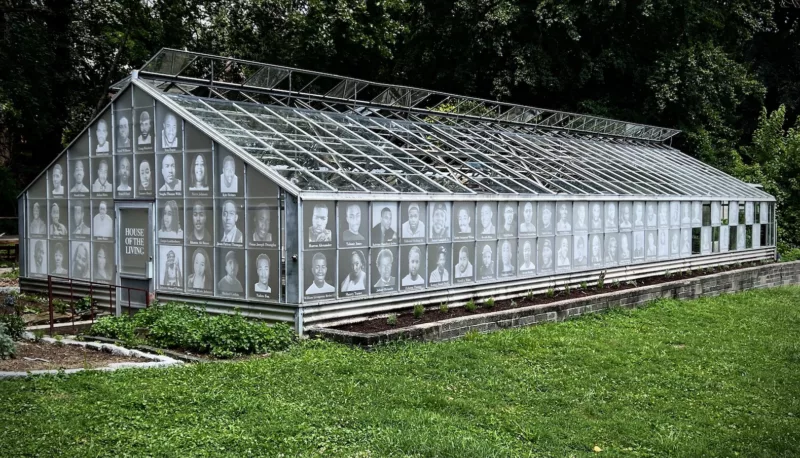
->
18, 49, 776, 333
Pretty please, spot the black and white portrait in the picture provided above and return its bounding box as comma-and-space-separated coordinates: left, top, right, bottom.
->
555, 236, 571, 272
217, 249, 244, 297
304, 250, 335, 300
681, 202, 691, 227
719, 226, 730, 253
538, 237, 555, 274
681, 228, 692, 256
250, 251, 278, 300
428, 202, 452, 243
70, 201, 90, 239
646, 202, 658, 229
618, 232, 631, 265
305, 201, 334, 249
188, 153, 211, 195
691, 202, 702, 227
701, 227, 712, 254
93, 243, 114, 283
498, 239, 517, 278
91, 159, 113, 194
51, 163, 65, 196
69, 160, 89, 195
158, 153, 182, 195
339, 249, 368, 298
619, 202, 633, 231
452, 243, 474, 283
158, 200, 184, 243
573, 235, 587, 269
573, 202, 588, 233
588, 234, 603, 268
160, 111, 180, 150
656, 202, 668, 229
477, 240, 497, 281
219, 200, 244, 247
94, 119, 110, 154
498, 202, 517, 239
669, 229, 680, 258
519, 201, 537, 236
186, 248, 213, 295
137, 156, 154, 196
428, 244, 451, 287
400, 202, 426, 244
48, 201, 67, 239
555, 202, 572, 235
116, 156, 133, 195
136, 109, 153, 150
70, 241, 90, 280
670, 202, 680, 228
589, 202, 604, 233
400, 245, 426, 291
745, 202, 754, 225
372, 247, 398, 294
117, 114, 132, 152
645, 230, 657, 261
339, 202, 368, 248
477, 202, 498, 239
605, 202, 618, 232
518, 239, 536, 274
159, 246, 183, 291
186, 200, 213, 246
371, 202, 398, 246
249, 203, 277, 248
539, 202, 554, 237
92, 200, 113, 240
633, 231, 645, 260
657, 229, 669, 260
49, 241, 68, 276
28, 201, 46, 237
633, 202, 645, 230
219, 155, 240, 195
604, 234, 618, 267
452, 202, 475, 241
728, 202, 739, 225
28, 240, 47, 277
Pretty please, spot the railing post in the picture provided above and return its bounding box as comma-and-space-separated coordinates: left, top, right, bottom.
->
109, 284, 113, 317
48, 275, 54, 336
128, 288, 132, 317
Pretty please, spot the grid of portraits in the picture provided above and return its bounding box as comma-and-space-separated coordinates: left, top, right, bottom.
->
300, 199, 777, 303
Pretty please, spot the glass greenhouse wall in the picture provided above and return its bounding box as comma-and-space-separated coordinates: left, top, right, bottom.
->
18, 50, 777, 331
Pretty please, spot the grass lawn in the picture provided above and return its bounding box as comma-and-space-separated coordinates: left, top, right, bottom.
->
2, 287, 800, 457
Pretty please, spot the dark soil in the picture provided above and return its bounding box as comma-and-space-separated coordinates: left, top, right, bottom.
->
333, 261, 766, 334
0, 341, 143, 372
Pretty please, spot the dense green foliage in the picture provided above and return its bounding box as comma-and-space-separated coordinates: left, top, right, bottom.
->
90, 301, 296, 358
2, 1, 799, 248
0, 314, 25, 341
0, 322, 15, 359
1, 287, 799, 455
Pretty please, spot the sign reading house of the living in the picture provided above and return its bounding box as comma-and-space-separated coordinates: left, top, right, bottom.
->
119, 208, 150, 277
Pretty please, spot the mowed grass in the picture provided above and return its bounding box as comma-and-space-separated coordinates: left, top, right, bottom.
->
2, 287, 800, 457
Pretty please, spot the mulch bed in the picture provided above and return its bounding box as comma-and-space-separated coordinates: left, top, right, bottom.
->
0, 341, 143, 372
333, 261, 764, 334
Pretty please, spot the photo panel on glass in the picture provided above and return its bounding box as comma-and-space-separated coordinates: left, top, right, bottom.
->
555, 202, 572, 235
28, 172, 47, 199
669, 229, 681, 259
657, 229, 669, 260
691, 201, 702, 227
304, 200, 335, 249
92, 200, 114, 241
618, 232, 631, 265
115, 109, 133, 154
700, 227, 712, 254
605, 202, 618, 232
28, 239, 47, 278
477, 240, 497, 281
400, 201, 426, 244
134, 107, 155, 153
538, 202, 555, 237
115, 155, 133, 198
49, 241, 69, 276
518, 201, 538, 236
702, 202, 711, 226
712, 227, 721, 253
711, 202, 721, 226
48, 200, 68, 239
371, 202, 398, 246
477, 202, 498, 239
498, 201, 518, 239
157, 152, 183, 196
428, 244, 452, 287
752, 225, 761, 249
400, 245, 427, 291
428, 202, 452, 243
339, 248, 369, 299
136, 154, 155, 198
218, 199, 245, 247
572, 202, 588, 234
646, 202, 658, 229
679, 228, 692, 256
246, 163, 280, 198
185, 121, 213, 152
453, 242, 475, 284
91, 156, 113, 197
70, 132, 90, 159
572, 235, 588, 270
619, 202, 633, 231
69, 159, 90, 196
760, 202, 769, 224
657, 202, 669, 229
115, 87, 132, 111
28, 200, 47, 238
645, 230, 658, 261
633, 201, 646, 231
156, 106, 182, 152
93, 242, 115, 284
498, 238, 518, 277
633, 231, 645, 261
588, 234, 603, 269
604, 233, 618, 267
248, 249, 280, 301
518, 238, 537, 275
50, 157, 67, 198
589, 201, 604, 233
186, 151, 213, 197
372, 246, 398, 294
218, 151, 243, 198
720, 226, 730, 252
554, 235, 571, 272
158, 245, 184, 292
669, 201, 680, 228
247, 200, 278, 248
157, 199, 184, 244
70, 241, 91, 280
92, 112, 113, 156
69, 200, 91, 240
186, 199, 214, 246
185, 247, 214, 296
216, 248, 245, 298
745, 202, 754, 225
452, 201, 475, 241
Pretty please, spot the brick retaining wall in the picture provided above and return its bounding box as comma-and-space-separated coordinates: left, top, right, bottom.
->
309, 261, 800, 348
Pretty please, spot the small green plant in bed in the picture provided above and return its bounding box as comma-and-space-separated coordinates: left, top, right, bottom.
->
413, 304, 425, 318
0, 315, 25, 340
464, 299, 477, 312
386, 314, 398, 326
483, 297, 495, 309
0, 323, 16, 359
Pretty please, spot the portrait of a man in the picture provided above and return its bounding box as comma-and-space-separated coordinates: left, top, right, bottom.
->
217, 250, 243, 295
619, 233, 631, 263
308, 203, 332, 244
371, 204, 397, 245
478, 203, 496, 238
401, 202, 426, 243
71, 242, 90, 280
117, 156, 132, 192
188, 201, 212, 245
605, 234, 617, 266
49, 202, 67, 238
162, 112, 179, 149
590, 202, 603, 233
51, 164, 65, 196
453, 245, 474, 282
118, 116, 131, 149
555, 202, 572, 234
373, 248, 397, 293
253, 253, 274, 296
633, 202, 645, 229
499, 203, 516, 238
305, 252, 335, 297
605, 202, 617, 232
93, 201, 113, 239
573, 236, 587, 268
341, 203, 366, 245
95, 119, 110, 153
401, 246, 425, 289
29, 201, 46, 236
589, 234, 602, 267
92, 159, 113, 193
29, 240, 47, 277
71, 202, 90, 236
453, 203, 474, 240
539, 202, 554, 236
70, 161, 89, 194
681, 229, 692, 255
220, 155, 238, 194
478, 242, 496, 280
646, 202, 658, 228
519, 202, 537, 235
428, 202, 450, 242
555, 236, 570, 271
658, 202, 669, 229
251, 204, 275, 246
428, 245, 450, 286
538, 238, 554, 273
619, 203, 632, 230
633, 231, 645, 259
159, 154, 182, 192
498, 239, 516, 277
519, 239, 536, 274
137, 111, 152, 146
220, 200, 243, 245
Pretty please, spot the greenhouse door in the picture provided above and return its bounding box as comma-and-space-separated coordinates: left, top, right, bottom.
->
116, 202, 154, 315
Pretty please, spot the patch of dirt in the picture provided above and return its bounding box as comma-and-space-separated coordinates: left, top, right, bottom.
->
334, 261, 765, 334
0, 341, 143, 372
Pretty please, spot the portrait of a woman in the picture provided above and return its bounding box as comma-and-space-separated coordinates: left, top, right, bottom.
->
158, 200, 183, 239
189, 154, 209, 191
187, 248, 213, 291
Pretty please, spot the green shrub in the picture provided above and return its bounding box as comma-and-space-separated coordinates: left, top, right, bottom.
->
525, 290, 534, 300
465, 299, 477, 312
72, 296, 95, 315
439, 302, 449, 313
546, 287, 555, 298
0, 323, 15, 359
597, 271, 606, 289
780, 247, 800, 262
580, 281, 588, 290
90, 315, 135, 340
483, 297, 495, 309
413, 304, 424, 318
386, 314, 398, 326
0, 315, 25, 340
52, 299, 68, 315
564, 284, 571, 295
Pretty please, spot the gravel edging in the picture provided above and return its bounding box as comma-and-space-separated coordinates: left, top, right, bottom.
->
81, 335, 211, 364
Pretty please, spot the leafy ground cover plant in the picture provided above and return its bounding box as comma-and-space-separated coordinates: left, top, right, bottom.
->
0, 323, 15, 359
